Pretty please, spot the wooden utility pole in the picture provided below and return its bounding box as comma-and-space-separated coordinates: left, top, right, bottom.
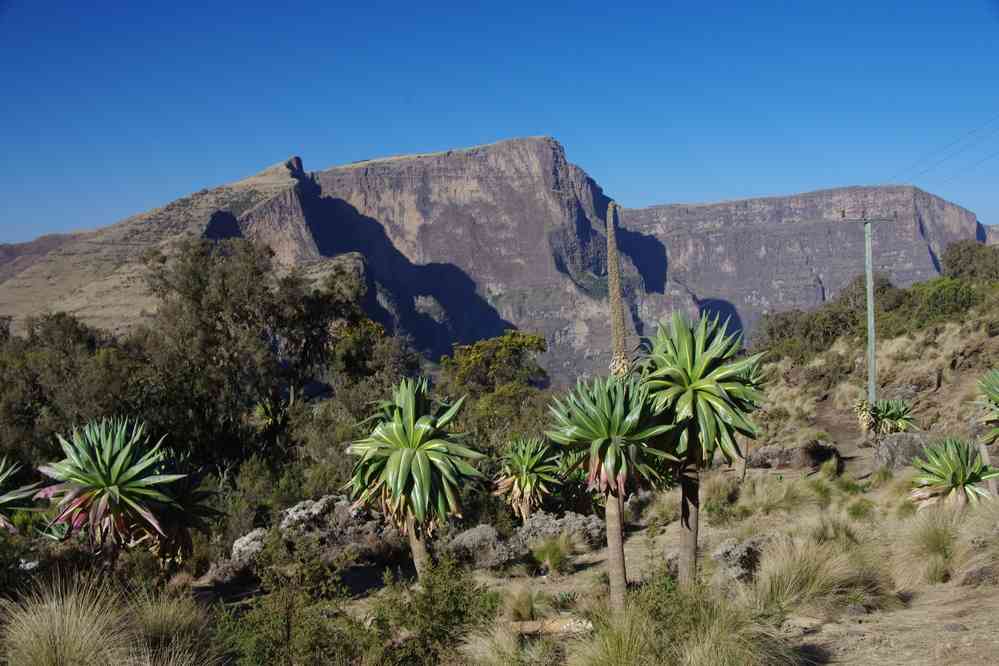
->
840, 210, 898, 404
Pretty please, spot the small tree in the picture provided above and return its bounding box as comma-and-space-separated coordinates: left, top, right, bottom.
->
547, 376, 674, 610
639, 312, 764, 585
346, 377, 484, 580
493, 437, 561, 522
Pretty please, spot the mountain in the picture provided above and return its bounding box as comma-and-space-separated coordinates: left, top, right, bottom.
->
0, 137, 984, 381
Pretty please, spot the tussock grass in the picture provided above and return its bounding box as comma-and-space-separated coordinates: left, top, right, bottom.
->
846, 498, 876, 521
702, 473, 747, 525
530, 533, 576, 576
567, 606, 660, 666
645, 489, 681, 532
130, 589, 214, 660
892, 506, 968, 587
620, 576, 797, 666
957, 500, 999, 584
739, 475, 807, 516
504, 586, 549, 622
807, 514, 860, 546
0, 575, 132, 666
461, 624, 562, 666
752, 537, 893, 617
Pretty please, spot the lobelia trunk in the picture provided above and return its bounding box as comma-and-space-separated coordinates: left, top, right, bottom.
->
406, 514, 431, 581
604, 491, 628, 611
678, 443, 701, 586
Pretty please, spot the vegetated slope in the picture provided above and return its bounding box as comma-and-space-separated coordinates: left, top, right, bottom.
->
0, 137, 985, 380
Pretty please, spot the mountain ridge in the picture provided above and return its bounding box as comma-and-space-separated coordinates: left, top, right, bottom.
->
0, 137, 984, 380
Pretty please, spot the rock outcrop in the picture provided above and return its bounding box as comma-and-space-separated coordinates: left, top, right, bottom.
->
0, 138, 985, 380
875, 432, 934, 470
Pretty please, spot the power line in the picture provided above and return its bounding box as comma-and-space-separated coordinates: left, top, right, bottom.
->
937, 145, 999, 185
889, 111, 999, 182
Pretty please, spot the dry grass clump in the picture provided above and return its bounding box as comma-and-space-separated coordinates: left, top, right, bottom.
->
702, 473, 749, 525
831, 380, 865, 412
644, 488, 681, 532
566, 606, 660, 666
807, 514, 860, 546
0, 576, 220, 666
461, 624, 562, 666
504, 586, 550, 622
751, 537, 893, 617
530, 533, 577, 576
130, 589, 215, 661
739, 475, 807, 516
892, 506, 968, 587
957, 500, 999, 583
0, 575, 132, 666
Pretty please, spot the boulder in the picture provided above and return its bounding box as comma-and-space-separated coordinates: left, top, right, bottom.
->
792, 440, 842, 472
279, 495, 339, 532
746, 441, 841, 472
875, 432, 933, 470
710, 536, 767, 583
231, 527, 268, 566
517, 511, 605, 550
746, 445, 796, 469
443, 524, 528, 569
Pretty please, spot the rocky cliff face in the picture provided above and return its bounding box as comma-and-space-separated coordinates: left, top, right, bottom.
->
0, 137, 984, 381
621, 185, 981, 334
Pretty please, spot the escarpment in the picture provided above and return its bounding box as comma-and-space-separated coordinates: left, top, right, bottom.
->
0, 137, 984, 381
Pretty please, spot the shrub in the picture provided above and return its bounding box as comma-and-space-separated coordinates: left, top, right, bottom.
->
218, 589, 370, 666
371, 557, 499, 664
942, 239, 999, 282
0, 576, 132, 665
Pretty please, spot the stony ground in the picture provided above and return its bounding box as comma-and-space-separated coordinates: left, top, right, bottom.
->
464, 408, 999, 665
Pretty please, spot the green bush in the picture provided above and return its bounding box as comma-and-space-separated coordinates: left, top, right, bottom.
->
217, 589, 371, 666
371, 557, 500, 664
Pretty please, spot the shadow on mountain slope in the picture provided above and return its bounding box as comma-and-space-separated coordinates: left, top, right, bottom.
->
299, 185, 514, 360
697, 297, 744, 338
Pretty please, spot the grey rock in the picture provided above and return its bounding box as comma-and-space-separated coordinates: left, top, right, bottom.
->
845, 603, 868, 616
875, 432, 934, 470
943, 623, 969, 632
746, 445, 796, 469
443, 524, 528, 569
959, 564, 998, 587
746, 441, 840, 471
279, 495, 339, 532
517, 510, 606, 550
231, 527, 268, 565
711, 536, 767, 583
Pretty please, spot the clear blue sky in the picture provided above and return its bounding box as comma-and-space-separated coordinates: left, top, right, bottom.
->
1, 1, 998, 243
